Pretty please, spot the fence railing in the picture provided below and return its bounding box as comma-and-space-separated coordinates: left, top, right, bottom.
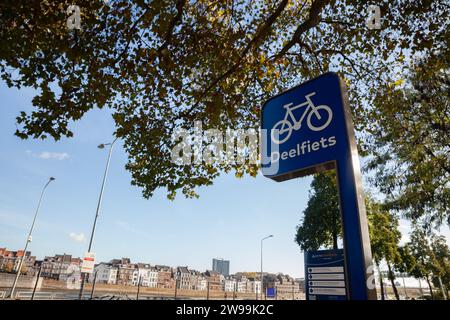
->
0, 290, 91, 300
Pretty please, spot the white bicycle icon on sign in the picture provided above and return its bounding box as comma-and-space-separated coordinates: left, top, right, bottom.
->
271, 92, 333, 144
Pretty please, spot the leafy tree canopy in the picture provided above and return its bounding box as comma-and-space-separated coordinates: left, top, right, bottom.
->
366, 196, 402, 266
1, 0, 448, 198
366, 47, 450, 228
295, 171, 404, 271
406, 227, 450, 294
295, 171, 341, 250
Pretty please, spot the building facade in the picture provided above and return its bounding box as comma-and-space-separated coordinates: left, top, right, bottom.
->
224, 277, 237, 292
91, 263, 118, 284
205, 270, 222, 291
196, 275, 208, 291
176, 266, 191, 290
155, 265, 175, 289
0, 248, 36, 274
41, 254, 78, 280
116, 263, 135, 286
133, 264, 158, 287
236, 275, 248, 293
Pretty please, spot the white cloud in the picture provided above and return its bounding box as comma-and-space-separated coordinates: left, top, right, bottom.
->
69, 232, 86, 242
26, 150, 69, 160
38, 152, 69, 160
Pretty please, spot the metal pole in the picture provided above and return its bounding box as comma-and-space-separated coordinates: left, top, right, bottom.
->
90, 271, 97, 299
260, 239, 263, 301
207, 280, 210, 300
79, 138, 117, 300
9, 177, 54, 299
31, 263, 43, 300
136, 275, 141, 300
260, 235, 273, 300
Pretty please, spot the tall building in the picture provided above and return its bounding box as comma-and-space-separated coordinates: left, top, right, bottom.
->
212, 258, 230, 276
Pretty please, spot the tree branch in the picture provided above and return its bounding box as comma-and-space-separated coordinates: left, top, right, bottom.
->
395, 113, 450, 175
320, 18, 353, 27
157, 0, 186, 54
320, 49, 362, 78
188, 0, 289, 113
299, 41, 324, 74
114, 7, 151, 64
272, 0, 331, 60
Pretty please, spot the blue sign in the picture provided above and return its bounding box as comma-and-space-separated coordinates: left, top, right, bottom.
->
262, 72, 350, 179
266, 287, 276, 299
305, 249, 346, 300
261, 72, 376, 300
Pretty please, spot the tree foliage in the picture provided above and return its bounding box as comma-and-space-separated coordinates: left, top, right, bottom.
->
365, 47, 450, 228
295, 171, 404, 264
405, 227, 450, 297
295, 171, 341, 250
429, 233, 450, 295
366, 197, 402, 299
366, 197, 402, 266
396, 245, 417, 276
3, 260, 14, 273
294, 174, 409, 298
1, 0, 448, 198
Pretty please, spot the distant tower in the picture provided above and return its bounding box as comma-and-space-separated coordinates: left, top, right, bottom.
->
212, 258, 230, 276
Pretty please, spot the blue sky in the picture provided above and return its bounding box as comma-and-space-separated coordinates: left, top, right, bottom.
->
1, 82, 449, 279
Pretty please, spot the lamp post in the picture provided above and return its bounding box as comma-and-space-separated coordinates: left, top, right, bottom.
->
78, 138, 117, 300
260, 235, 273, 300
8, 177, 55, 299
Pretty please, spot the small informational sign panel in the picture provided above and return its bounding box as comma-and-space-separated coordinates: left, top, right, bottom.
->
305, 249, 347, 300
80, 252, 96, 274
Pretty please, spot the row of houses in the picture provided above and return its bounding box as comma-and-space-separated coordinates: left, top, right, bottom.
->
89, 262, 301, 294
92, 259, 171, 288
89, 261, 261, 293
0, 248, 301, 294
0, 248, 84, 282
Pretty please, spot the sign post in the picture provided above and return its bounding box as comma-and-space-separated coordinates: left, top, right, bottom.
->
261, 72, 376, 300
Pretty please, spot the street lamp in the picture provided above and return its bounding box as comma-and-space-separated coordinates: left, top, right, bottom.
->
8, 177, 55, 299
78, 138, 118, 300
260, 234, 273, 300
